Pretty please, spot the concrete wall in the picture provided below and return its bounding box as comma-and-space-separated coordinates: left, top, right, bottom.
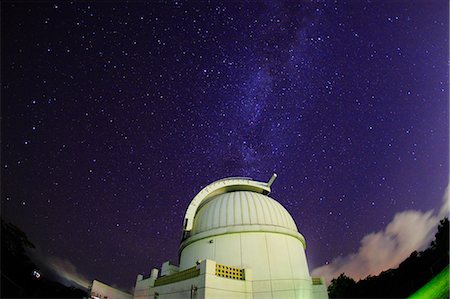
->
143, 258, 320, 299
90, 280, 132, 299
312, 283, 329, 299
135, 246, 328, 298
134, 277, 155, 299
179, 231, 311, 281
151, 259, 252, 299
133, 269, 158, 299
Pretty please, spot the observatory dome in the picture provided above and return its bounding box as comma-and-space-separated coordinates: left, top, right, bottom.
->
191, 191, 298, 234
178, 176, 309, 277
132, 175, 329, 299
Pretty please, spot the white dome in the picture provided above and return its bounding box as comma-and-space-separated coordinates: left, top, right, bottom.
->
191, 191, 298, 235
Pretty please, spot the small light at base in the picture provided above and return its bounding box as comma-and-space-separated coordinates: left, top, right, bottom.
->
32, 270, 41, 279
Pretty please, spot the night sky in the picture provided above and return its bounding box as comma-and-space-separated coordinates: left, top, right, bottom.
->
2, 0, 448, 292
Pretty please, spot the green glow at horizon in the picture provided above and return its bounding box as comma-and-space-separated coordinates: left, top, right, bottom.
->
408, 265, 449, 299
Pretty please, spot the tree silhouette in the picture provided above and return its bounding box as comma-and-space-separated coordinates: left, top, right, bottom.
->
328, 273, 356, 298
327, 217, 449, 298
1, 218, 87, 298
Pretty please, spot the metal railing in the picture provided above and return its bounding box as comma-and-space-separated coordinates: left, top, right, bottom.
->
154, 267, 200, 287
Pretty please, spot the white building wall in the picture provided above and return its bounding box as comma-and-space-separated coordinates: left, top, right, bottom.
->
179, 232, 314, 298
312, 284, 329, 299
180, 232, 309, 279
90, 280, 132, 299
137, 259, 321, 299
152, 276, 200, 299
240, 233, 271, 280
146, 259, 252, 299
133, 278, 154, 299
133, 269, 158, 299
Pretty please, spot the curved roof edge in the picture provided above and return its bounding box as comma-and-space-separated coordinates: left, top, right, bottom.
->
179, 224, 306, 253
182, 174, 277, 232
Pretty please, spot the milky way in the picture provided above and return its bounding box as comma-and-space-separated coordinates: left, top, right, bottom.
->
2, 1, 448, 290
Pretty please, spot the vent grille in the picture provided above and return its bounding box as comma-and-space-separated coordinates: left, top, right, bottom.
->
312, 277, 324, 285
215, 263, 245, 280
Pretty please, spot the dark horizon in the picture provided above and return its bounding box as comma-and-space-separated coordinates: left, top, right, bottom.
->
2, 0, 448, 291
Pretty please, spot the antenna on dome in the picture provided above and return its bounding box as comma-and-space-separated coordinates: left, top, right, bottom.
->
267, 173, 277, 187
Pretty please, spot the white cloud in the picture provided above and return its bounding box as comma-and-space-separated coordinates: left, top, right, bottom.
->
45, 255, 90, 289
312, 186, 449, 284
29, 248, 90, 289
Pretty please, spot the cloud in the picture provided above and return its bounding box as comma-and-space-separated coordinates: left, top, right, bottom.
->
29, 248, 90, 289
438, 185, 449, 219
44, 255, 90, 289
311, 186, 449, 284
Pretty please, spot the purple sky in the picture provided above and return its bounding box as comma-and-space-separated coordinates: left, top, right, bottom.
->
2, 0, 448, 291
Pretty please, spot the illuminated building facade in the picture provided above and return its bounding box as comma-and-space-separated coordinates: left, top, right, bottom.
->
133, 175, 328, 299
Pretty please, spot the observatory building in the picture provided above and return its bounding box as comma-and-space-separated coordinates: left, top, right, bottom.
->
133, 175, 328, 299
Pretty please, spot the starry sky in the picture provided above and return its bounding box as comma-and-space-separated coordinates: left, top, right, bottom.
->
2, 0, 448, 291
